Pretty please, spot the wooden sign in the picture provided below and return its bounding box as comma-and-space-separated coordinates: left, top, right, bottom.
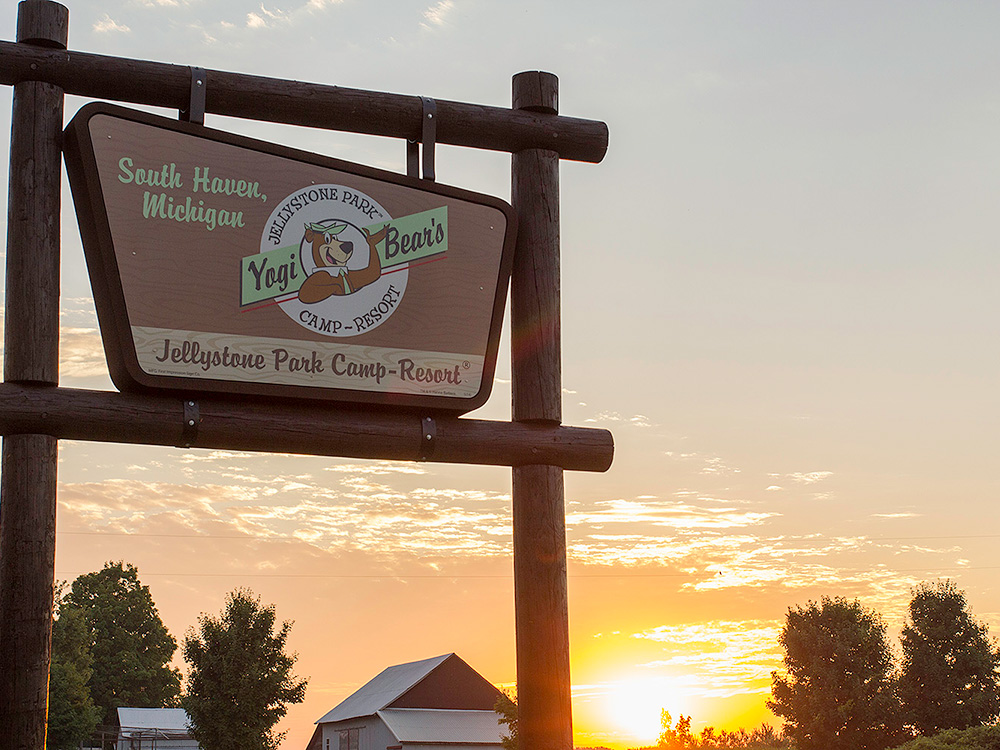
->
63, 103, 516, 412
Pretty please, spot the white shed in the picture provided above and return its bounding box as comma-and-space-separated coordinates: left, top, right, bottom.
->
116, 707, 200, 750
311, 653, 506, 750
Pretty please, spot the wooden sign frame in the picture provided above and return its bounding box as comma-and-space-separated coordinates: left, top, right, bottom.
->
63, 103, 517, 413
0, 3, 611, 749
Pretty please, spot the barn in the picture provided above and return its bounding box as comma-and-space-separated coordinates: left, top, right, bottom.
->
309, 653, 507, 750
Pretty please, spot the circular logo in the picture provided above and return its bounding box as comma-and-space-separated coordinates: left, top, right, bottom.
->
262, 184, 407, 337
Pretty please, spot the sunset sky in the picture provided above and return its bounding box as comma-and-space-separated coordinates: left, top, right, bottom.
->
3, 1, 1000, 748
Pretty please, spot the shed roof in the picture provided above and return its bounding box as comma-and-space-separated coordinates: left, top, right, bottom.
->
117, 707, 191, 735
377, 709, 504, 745
316, 653, 502, 724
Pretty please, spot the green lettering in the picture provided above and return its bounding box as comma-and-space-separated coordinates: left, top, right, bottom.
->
192, 167, 210, 193
118, 157, 135, 184
142, 191, 168, 219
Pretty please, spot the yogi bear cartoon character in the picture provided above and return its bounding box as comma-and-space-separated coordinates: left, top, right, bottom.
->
297, 222, 387, 303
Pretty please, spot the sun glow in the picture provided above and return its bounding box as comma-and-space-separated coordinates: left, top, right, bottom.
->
603, 677, 689, 744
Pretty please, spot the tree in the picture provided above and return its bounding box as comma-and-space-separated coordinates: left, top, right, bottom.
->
181, 589, 307, 750
494, 691, 517, 750
62, 561, 181, 726
697, 723, 791, 749
46, 593, 101, 749
768, 596, 901, 750
892, 724, 1000, 750
658, 711, 696, 749
899, 580, 1000, 734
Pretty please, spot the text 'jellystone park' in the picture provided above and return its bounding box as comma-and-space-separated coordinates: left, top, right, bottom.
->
152, 338, 465, 387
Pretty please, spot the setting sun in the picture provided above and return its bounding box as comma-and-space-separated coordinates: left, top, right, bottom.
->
602, 677, 689, 745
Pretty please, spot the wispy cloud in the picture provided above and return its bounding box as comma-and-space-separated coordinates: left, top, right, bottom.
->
570, 533, 757, 569
52, 438, 969, 623
633, 620, 784, 696
93, 15, 132, 34
771, 471, 833, 484
586, 411, 654, 428
60, 325, 107, 378
57, 469, 513, 570
664, 451, 740, 475
247, 3, 289, 28
323, 462, 428, 476
422, 0, 454, 28
567, 498, 775, 531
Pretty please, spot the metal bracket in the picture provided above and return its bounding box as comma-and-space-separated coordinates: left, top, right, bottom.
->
181, 399, 200, 448
180, 66, 207, 125
406, 138, 419, 178
421, 97, 436, 182
417, 416, 437, 461
406, 97, 436, 181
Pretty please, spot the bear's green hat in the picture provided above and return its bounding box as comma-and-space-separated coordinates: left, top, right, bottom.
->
305, 222, 347, 235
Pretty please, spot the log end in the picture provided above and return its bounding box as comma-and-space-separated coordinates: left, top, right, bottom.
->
16, 1, 69, 50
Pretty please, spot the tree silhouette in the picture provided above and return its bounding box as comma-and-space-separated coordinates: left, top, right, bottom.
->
46, 592, 101, 749
768, 596, 901, 750
182, 589, 307, 750
62, 561, 180, 726
494, 691, 517, 750
658, 711, 695, 749
899, 580, 1000, 734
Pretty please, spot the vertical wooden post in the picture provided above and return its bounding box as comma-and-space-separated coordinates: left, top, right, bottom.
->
511, 71, 572, 750
0, 2, 68, 749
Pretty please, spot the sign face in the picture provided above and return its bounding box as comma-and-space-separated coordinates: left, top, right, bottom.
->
63, 103, 516, 412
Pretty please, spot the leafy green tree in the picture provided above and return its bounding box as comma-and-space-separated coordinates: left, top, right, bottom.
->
181, 589, 307, 750
892, 724, 1000, 750
768, 596, 902, 750
46, 594, 101, 749
62, 561, 181, 726
899, 580, 1000, 734
740, 724, 790, 749
494, 691, 517, 750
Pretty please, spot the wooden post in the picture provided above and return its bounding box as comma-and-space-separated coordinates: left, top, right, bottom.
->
0, 2, 68, 748
511, 71, 573, 750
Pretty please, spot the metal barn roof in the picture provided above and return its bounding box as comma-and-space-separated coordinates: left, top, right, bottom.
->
316, 653, 503, 725
116, 707, 192, 736
377, 709, 504, 745
316, 654, 452, 724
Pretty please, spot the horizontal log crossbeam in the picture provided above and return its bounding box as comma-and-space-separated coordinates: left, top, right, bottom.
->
0, 41, 609, 164
0, 384, 614, 472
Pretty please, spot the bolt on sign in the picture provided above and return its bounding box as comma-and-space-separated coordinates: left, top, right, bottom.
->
63, 103, 516, 412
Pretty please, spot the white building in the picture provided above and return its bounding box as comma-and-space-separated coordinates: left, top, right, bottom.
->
116, 708, 200, 750
310, 653, 507, 750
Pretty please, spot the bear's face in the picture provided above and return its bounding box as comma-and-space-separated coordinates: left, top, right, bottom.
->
305, 225, 354, 268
